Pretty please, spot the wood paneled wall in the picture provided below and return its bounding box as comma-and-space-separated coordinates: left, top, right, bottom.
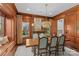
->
0, 3, 17, 42
17, 13, 51, 44
76, 7, 79, 50
0, 3, 17, 56
17, 13, 49, 38
52, 5, 79, 51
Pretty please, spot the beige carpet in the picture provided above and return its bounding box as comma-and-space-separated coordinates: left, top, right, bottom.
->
15, 45, 79, 56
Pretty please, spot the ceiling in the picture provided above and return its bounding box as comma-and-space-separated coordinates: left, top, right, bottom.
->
15, 3, 78, 17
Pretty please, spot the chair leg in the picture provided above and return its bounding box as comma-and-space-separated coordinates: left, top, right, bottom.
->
34, 47, 37, 56
49, 51, 51, 56
46, 50, 48, 56
50, 51, 52, 55
48, 48, 51, 56
62, 46, 64, 55
63, 47, 65, 51
57, 49, 59, 56
56, 47, 59, 56
63, 51, 64, 55
39, 53, 42, 56
55, 51, 57, 56
62, 47, 65, 55
37, 51, 39, 56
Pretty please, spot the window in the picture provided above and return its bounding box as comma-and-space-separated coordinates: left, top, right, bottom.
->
57, 19, 64, 37
22, 22, 30, 37
0, 16, 4, 36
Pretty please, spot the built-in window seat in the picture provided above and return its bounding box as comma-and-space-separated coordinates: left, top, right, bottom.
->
0, 41, 16, 56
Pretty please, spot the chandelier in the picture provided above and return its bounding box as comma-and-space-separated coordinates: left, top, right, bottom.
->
45, 4, 48, 21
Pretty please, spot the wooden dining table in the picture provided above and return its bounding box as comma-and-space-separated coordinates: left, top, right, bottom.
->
26, 37, 51, 47
26, 39, 38, 47
25, 37, 51, 55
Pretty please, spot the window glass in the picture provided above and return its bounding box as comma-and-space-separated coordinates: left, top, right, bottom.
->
22, 22, 29, 37
0, 16, 4, 36
57, 19, 64, 37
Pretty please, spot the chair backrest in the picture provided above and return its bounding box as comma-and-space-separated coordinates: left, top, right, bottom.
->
33, 33, 38, 39
59, 35, 65, 45
39, 33, 46, 38
38, 37, 48, 49
50, 36, 58, 47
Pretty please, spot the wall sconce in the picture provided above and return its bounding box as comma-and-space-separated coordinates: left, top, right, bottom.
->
32, 23, 34, 26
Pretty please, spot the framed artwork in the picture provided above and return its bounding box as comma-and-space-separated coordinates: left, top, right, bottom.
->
34, 18, 42, 31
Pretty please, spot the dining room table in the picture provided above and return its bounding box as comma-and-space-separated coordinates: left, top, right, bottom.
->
26, 37, 51, 47
26, 37, 51, 55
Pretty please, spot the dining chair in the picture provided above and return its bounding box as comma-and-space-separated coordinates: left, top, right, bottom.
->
32, 33, 38, 55
39, 33, 46, 38
33, 33, 39, 39
37, 37, 48, 56
49, 36, 58, 56
58, 35, 65, 55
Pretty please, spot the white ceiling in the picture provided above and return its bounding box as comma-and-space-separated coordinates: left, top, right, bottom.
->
15, 3, 78, 17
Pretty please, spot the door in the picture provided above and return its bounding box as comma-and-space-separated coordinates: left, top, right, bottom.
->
65, 12, 77, 48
